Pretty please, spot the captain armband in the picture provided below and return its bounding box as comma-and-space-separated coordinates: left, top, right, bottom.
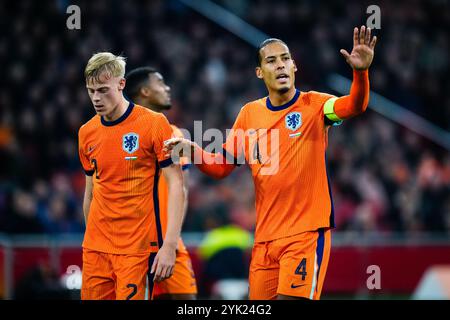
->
323, 97, 343, 126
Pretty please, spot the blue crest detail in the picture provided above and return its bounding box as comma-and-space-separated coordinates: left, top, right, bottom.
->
122, 133, 139, 154
285, 112, 302, 131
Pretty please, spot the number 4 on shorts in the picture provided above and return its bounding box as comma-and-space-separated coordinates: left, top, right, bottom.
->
295, 258, 307, 281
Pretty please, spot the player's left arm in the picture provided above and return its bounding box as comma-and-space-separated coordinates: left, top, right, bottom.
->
150, 114, 185, 282
151, 163, 185, 282
181, 163, 190, 228
324, 26, 377, 123
175, 127, 191, 224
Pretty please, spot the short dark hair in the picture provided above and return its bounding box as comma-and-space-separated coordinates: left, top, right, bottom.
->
124, 66, 157, 100
256, 38, 288, 66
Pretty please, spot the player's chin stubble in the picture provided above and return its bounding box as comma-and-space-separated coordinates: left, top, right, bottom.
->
278, 87, 290, 94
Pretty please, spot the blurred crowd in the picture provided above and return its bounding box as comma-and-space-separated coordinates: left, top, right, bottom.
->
0, 0, 449, 237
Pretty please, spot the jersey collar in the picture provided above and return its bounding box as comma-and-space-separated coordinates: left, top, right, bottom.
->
101, 102, 134, 126
266, 89, 300, 111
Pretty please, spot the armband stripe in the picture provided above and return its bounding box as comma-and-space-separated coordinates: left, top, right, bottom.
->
324, 97, 342, 122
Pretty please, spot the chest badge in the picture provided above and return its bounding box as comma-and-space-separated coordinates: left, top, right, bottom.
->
285, 112, 302, 131
122, 132, 139, 154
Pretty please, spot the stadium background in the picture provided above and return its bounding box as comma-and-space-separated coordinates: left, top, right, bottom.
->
0, 0, 449, 299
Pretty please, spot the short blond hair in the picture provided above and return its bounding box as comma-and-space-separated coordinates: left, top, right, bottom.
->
84, 52, 126, 83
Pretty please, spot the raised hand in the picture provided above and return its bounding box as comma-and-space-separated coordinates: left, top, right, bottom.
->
340, 26, 377, 70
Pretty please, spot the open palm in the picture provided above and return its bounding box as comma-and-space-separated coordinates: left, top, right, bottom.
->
340, 26, 377, 70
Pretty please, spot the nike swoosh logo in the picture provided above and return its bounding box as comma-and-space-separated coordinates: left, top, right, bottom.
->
291, 283, 306, 289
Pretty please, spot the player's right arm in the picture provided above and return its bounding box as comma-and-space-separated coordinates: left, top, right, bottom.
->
83, 175, 93, 224
78, 126, 95, 224
164, 109, 246, 179
163, 140, 236, 179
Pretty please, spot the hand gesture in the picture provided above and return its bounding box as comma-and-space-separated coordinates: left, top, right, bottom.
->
163, 137, 198, 158
340, 26, 377, 70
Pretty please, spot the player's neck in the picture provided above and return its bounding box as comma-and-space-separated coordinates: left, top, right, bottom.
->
103, 97, 129, 121
268, 87, 297, 106
135, 98, 162, 113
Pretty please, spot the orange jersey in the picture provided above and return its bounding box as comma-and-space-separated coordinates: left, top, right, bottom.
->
78, 103, 174, 254
158, 125, 189, 253
223, 90, 337, 242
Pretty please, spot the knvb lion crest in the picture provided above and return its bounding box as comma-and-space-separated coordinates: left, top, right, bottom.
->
285, 112, 302, 131
122, 133, 139, 154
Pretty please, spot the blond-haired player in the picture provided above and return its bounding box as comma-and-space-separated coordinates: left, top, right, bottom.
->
78, 52, 185, 300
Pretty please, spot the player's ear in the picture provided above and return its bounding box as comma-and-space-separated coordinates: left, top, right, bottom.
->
140, 86, 150, 97
256, 67, 263, 79
293, 60, 298, 73
119, 78, 126, 90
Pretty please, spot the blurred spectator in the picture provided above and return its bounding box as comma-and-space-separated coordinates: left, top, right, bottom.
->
2, 190, 44, 234
197, 212, 252, 297
14, 263, 72, 300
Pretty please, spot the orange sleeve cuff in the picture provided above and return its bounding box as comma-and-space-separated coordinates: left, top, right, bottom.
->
193, 146, 235, 179
333, 69, 370, 120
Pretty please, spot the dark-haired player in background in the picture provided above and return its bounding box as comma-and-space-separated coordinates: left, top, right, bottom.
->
125, 67, 197, 300
165, 26, 377, 300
